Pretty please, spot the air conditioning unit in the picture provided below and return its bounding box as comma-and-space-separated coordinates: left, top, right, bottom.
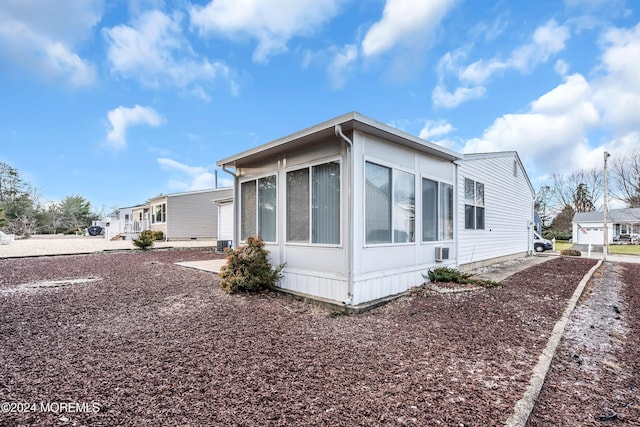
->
217, 240, 233, 253
435, 247, 449, 262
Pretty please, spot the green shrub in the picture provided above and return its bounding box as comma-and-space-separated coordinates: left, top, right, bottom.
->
426, 266, 501, 289
133, 230, 155, 250
219, 236, 285, 294
428, 267, 473, 283
560, 249, 581, 257
543, 230, 573, 241
152, 230, 164, 241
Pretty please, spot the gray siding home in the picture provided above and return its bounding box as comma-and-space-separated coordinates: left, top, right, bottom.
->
148, 187, 233, 240
573, 208, 640, 245
217, 112, 534, 309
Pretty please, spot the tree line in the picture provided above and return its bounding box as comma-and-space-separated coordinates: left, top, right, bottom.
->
0, 162, 100, 237
535, 149, 640, 239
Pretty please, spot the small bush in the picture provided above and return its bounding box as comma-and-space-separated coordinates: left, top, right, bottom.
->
543, 230, 573, 241
560, 249, 581, 257
428, 267, 472, 283
133, 230, 155, 250
219, 236, 285, 294
152, 231, 164, 241
426, 266, 501, 289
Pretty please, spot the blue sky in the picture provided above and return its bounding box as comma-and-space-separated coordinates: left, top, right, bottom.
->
1, 0, 639, 213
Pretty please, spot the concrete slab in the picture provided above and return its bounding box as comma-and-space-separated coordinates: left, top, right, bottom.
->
175, 259, 227, 274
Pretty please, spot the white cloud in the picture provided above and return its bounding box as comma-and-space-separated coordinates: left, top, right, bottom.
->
431, 85, 485, 109
190, 0, 342, 63
361, 0, 457, 57
419, 119, 455, 140
103, 10, 233, 96
0, 0, 101, 87
157, 158, 228, 191
463, 73, 599, 174
327, 44, 358, 89
105, 105, 165, 149
434, 19, 570, 109
591, 23, 640, 134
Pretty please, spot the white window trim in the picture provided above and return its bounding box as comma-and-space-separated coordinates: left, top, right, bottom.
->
363, 157, 416, 248
285, 156, 342, 248
239, 173, 279, 244
420, 173, 455, 244
150, 202, 166, 224
464, 177, 485, 230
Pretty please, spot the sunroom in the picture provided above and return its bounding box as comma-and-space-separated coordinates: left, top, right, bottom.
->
217, 112, 461, 309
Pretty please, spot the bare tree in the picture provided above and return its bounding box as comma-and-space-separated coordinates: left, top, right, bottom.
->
534, 185, 553, 228
611, 149, 640, 208
550, 168, 603, 212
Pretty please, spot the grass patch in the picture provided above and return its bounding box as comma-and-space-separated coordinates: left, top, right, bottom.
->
609, 245, 640, 255
554, 240, 573, 251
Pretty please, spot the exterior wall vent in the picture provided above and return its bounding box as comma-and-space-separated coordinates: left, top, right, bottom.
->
435, 247, 449, 262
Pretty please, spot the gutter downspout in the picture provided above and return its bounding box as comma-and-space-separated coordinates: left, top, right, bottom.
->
454, 160, 460, 267
335, 124, 354, 305
222, 164, 238, 248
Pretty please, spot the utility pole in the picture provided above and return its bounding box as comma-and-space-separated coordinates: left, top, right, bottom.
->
603, 151, 611, 261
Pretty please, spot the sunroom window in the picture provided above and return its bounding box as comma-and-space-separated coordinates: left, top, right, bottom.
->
241, 175, 277, 242
365, 161, 415, 244
422, 179, 454, 242
286, 161, 340, 244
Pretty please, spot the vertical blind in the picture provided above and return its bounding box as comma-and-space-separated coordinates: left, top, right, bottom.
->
258, 176, 277, 242
241, 180, 256, 240
312, 161, 340, 244
286, 168, 310, 242
365, 162, 392, 244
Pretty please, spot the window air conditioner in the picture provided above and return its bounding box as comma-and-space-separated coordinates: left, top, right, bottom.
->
435, 247, 449, 262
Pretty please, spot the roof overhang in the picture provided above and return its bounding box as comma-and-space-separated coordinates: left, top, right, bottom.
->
217, 112, 462, 169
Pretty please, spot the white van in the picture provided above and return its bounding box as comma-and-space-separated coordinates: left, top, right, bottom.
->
533, 231, 553, 252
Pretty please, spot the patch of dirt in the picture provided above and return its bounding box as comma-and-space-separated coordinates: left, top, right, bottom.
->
0, 252, 598, 426
527, 261, 640, 426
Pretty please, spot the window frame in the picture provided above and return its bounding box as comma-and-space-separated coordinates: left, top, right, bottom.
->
464, 178, 485, 230
364, 159, 416, 246
420, 176, 455, 243
285, 157, 342, 247
151, 202, 166, 224
239, 173, 278, 243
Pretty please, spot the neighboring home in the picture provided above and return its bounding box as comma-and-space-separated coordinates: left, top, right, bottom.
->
148, 188, 233, 241
104, 203, 149, 240
572, 208, 640, 245
217, 112, 535, 309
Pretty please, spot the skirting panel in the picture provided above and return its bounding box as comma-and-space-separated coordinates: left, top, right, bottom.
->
279, 270, 349, 304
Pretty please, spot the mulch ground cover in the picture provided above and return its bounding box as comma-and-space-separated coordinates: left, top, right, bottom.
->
527, 261, 640, 426
0, 250, 597, 426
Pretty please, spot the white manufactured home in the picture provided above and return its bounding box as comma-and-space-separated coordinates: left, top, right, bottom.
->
148, 187, 233, 241
104, 203, 149, 240
217, 112, 535, 309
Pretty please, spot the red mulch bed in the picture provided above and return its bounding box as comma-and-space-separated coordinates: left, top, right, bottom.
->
0, 251, 597, 426
527, 261, 640, 426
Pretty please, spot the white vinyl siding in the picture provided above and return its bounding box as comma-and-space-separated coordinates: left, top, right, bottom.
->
458, 154, 533, 267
